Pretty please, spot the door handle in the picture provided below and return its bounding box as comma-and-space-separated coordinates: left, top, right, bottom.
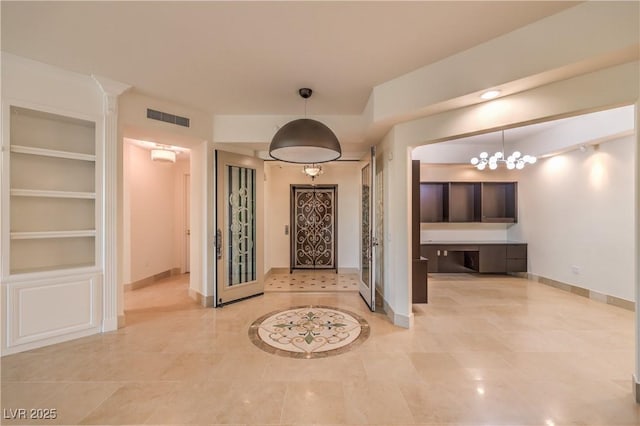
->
444, 250, 448, 256
215, 229, 222, 260
437, 250, 441, 256
371, 236, 379, 247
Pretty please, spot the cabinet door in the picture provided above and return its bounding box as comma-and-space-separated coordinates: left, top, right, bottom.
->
479, 245, 507, 273
412, 259, 428, 303
420, 245, 439, 272
506, 244, 527, 259
506, 259, 527, 272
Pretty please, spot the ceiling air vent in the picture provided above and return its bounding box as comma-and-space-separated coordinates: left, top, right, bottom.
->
146, 108, 190, 128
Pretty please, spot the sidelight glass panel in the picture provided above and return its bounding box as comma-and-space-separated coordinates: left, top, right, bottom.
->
375, 166, 384, 293
361, 164, 371, 288
226, 165, 256, 286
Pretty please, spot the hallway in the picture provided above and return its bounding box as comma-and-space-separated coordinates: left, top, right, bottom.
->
1, 274, 638, 425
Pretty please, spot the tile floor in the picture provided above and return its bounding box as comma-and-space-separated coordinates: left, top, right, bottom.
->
1, 273, 639, 425
264, 270, 360, 292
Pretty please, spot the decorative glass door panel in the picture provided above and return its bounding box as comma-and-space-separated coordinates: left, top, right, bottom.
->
290, 185, 337, 271
216, 151, 264, 305
359, 147, 376, 311
227, 165, 256, 286
361, 164, 371, 287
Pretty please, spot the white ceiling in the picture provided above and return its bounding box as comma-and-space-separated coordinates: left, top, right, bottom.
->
1, 1, 576, 115
412, 105, 636, 164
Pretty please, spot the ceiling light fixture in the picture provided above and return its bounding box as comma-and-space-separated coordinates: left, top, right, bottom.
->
269, 88, 341, 163
151, 146, 176, 163
302, 163, 324, 181
470, 130, 536, 170
480, 89, 501, 100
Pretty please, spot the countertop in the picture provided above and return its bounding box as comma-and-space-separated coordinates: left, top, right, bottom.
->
420, 240, 526, 245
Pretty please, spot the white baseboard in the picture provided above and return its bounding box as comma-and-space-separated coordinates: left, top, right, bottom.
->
383, 299, 413, 329
188, 288, 213, 307
124, 268, 182, 291
525, 273, 634, 311
102, 317, 118, 332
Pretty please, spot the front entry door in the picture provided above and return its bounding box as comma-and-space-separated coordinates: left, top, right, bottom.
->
290, 185, 338, 272
359, 147, 377, 311
215, 150, 264, 305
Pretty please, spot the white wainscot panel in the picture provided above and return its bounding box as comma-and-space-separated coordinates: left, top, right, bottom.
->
5, 273, 102, 352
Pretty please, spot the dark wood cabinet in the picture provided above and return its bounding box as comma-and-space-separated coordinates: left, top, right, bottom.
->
479, 245, 507, 273
412, 160, 428, 303
421, 245, 439, 272
420, 181, 517, 223
421, 242, 527, 274
506, 243, 527, 272
412, 258, 428, 303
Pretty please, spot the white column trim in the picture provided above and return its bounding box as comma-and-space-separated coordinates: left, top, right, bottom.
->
634, 102, 640, 404
92, 75, 130, 332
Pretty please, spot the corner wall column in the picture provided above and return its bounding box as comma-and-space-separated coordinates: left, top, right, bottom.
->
634, 101, 640, 403
92, 76, 130, 332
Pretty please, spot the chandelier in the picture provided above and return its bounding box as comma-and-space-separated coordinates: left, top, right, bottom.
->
470, 130, 536, 170
302, 163, 323, 181
269, 88, 341, 164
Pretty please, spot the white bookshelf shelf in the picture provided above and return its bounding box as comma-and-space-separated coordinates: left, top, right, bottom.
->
7, 105, 99, 275
10, 189, 96, 199
10, 230, 96, 240
11, 145, 96, 162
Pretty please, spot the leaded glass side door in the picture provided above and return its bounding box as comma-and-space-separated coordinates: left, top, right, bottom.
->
215, 150, 264, 305
359, 146, 376, 311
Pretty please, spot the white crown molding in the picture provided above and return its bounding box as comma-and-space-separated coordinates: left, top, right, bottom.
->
92, 74, 131, 97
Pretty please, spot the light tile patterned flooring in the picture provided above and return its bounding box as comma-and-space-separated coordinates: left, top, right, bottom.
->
1, 273, 639, 425
264, 270, 360, 292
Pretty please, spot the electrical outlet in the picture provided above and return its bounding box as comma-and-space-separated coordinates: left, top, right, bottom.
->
571, 265, 580, 275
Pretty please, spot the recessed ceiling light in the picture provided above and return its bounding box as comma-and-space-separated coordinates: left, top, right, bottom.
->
480, 90, 501, 100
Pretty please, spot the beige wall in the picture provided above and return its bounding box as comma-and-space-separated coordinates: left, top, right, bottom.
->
124, 142, 189, 283
509, 134, 635, 301
265, 162, 361, 271
173, 159, 190, 273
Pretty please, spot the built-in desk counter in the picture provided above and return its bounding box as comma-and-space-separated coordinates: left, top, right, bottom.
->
420, 241, 527, 274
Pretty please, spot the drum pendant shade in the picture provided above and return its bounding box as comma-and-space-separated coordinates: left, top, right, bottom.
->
269, 88, 341, 163
269, 118, 342, 163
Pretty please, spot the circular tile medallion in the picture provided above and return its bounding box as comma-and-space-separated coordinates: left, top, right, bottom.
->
248, 305, 370, 359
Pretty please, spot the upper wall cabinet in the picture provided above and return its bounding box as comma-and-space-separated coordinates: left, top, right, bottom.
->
481, 182, 517, 223
5, 106, 98, 275
420, 181, 517, 223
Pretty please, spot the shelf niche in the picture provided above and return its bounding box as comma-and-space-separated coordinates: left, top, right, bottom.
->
481, 182, 517, 223
420, 182, 449, 222
8, 106, 97, 275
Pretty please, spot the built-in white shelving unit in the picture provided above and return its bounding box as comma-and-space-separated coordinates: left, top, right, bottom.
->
8, 106, 97, 275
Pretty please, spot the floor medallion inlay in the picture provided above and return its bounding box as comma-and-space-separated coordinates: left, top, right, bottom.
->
248, 305, 370, 358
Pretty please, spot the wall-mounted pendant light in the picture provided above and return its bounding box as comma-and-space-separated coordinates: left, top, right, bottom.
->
269, 88, 341, 163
